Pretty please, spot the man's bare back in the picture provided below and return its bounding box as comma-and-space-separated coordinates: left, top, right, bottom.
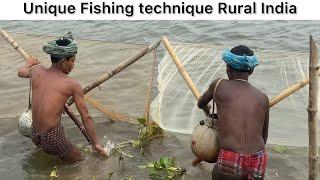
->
31, 65, 79, 133
213, 79, 268, 154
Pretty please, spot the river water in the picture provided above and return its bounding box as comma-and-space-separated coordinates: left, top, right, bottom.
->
0, 21, 320, 179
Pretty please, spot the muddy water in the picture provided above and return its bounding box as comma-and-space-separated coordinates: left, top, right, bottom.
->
0, 116, 314, 180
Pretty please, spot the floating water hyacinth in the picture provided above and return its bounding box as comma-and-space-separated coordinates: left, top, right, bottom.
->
131, 117, 163, 155
49, 166, 58, 179
138, 156, 185, 180
103, 136, 133, 159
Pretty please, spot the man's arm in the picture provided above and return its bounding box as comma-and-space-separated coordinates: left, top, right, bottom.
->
17, 56, 39, 78
197, 79, 220, 114
262, 98, 270, 144
72, 82, 107, 156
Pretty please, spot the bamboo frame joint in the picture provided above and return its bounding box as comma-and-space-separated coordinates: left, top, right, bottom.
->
309, 66, 320, 71
307, 107, 318, 113
309, 156, 319, 160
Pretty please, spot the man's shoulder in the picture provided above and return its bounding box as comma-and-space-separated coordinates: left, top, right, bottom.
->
30, 65, 46, 79
210, 78, 224, 89
63, 76, 80, 87
251, 86, 269, 105
31, 64, 44, 73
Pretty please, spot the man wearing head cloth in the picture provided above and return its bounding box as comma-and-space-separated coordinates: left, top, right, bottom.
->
17, 32, 107, 162
196, 45, 269, 180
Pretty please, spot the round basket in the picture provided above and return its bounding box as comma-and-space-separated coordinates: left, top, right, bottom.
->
18, 109, 33, 138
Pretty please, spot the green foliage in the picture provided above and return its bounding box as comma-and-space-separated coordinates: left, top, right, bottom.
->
139, 157, 185, 180
107, 172, 114, 180
273, 145, 287, 154
76, 143, 92, 155
111, 141, 134, 163
132, 117, 163, 155
49, 166, 58, 179
137, 117, 146, 125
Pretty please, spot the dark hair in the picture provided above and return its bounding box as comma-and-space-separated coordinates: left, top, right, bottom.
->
229, 45, 254, 73
230, 45, 254, 56
51, 55, 74, 63
50, 38, 73, 64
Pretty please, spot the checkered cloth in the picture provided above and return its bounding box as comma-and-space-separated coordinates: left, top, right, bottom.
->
31, 123, 74, 160
216, 148, 267, 179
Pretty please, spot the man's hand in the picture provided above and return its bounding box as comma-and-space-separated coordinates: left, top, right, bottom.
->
26, 56, 39, 67
18, 56, 40, 78
93, 144, 108, 157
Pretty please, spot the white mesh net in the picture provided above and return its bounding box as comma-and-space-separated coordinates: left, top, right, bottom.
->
151, 42, 313, 146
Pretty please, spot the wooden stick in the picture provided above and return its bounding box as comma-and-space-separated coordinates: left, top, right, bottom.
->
162, 36, 209, 115
0, 29, 30, 60
308, 35, 318, 180
67, 40, 161, 106
144, 49, 157, 131
162, 37, 201, 100
64, 106, 92, 144
0, 29, 91, 144
269, 71, 320, 107
84, 94, 135, 124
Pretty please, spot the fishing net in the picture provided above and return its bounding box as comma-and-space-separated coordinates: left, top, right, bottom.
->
150, 41, 315, 146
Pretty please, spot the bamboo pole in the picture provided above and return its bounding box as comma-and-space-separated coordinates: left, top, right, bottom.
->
162, 36, 210, 115
269, 72, 320, 107
308, 36, 318, 180
144, 49, 157, 131
67, 40, 161, 106
0, 29, 91, 144
162, 36, 201, 99
64, 107, 92, 144
0, 29, 30, 60
84, 94, 135, 124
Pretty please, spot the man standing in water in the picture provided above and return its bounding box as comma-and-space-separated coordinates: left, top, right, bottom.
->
197, 45, 269, 179
18, 32, 107, 162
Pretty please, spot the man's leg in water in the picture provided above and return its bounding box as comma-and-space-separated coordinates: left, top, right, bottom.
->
212, 165, 243, 180
64, 146, 85, 162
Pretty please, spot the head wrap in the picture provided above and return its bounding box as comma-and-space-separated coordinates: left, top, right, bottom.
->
222, 49, 259, 72
43, 31, 78, 59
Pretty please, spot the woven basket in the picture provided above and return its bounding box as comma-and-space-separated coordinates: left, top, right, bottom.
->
18, 109, 33, 138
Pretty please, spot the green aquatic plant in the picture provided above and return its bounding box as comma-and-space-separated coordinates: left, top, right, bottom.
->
76, 143, 92, 155
76, 141, 133, 162
111, 141, 134, 162
132, 117, 163, 155
273, 145, 287, 154
49, 166, 58, 179
107, 172, 114, 180
138, 156, 185, 180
